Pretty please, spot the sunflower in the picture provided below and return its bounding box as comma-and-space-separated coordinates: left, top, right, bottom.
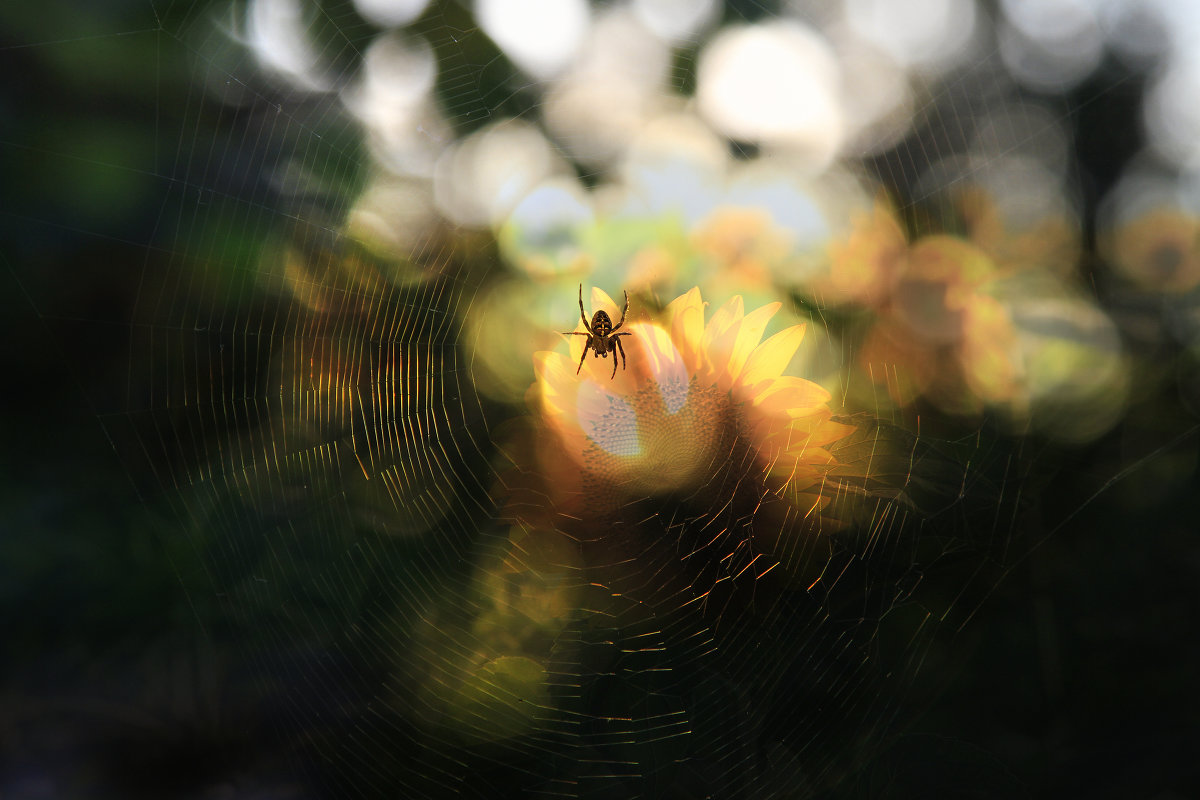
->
531, 287, 853, 518
1102, 206, 1200, 294
858, 235, 1024, 414
823, 196, 907, 308
953, 184, 1081, 280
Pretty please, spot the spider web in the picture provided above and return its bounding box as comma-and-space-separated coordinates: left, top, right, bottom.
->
4, 1, 1199, 798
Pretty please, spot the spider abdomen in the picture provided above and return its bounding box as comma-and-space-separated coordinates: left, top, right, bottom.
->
590, 310, 613, 337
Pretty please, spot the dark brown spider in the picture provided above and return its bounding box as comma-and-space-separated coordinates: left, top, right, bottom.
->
561, 284, 632, 379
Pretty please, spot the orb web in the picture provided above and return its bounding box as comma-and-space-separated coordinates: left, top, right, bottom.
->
7, 0, 1200, 798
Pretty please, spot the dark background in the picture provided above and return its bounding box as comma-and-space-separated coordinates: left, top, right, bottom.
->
3, 1, 1198, 797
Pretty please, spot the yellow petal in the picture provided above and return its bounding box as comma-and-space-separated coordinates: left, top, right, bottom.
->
633, 323, 691, 414
750, 376, 832, 417
725, 301, 780, 385
739, 323, 806, 386
664, 286, 703, 330
666, 287, 706, 370
701, 295, 744, 357
786, 417, 856, 448
772, 446, 835, 474
533, 350, 578, 416
590, 287, 622, 322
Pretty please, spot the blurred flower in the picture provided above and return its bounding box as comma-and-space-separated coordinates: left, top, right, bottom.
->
821, 194, 907, 308
690, 206, 794, 301
1096, 169, 1200, 358
1005, 281, 1128, 442
953, 184, 1081, 279
1102, 206, 1200, 293
489, 115, 861, 316
532, 287, 853, 514
859, 235, 1025, 413
394, 524, 578, 744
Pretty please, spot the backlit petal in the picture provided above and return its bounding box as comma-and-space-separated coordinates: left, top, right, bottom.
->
739, 323, 806, 386
634, 322, 691, 414
701, 295, 744, 356
665, 287, 706, 370
751, 376, 832, 417
725, 301, 779, 385
590, 286, 620, 320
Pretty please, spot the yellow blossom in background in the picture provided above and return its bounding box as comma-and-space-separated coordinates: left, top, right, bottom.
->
959, 291, 1025, 408
684, 206, 801, 312
823, 196, 907, 308
1103, 207, 1200, 293
859, 235, 1025, 414
691, 206, 793, 279
954, 184, 1081, 279
532, 287, 853, 516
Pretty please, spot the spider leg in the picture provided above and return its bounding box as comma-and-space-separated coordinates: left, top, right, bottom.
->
610, 290, 630, 332
577, 283, 591, 331
575, 337, 590, 374
614, 334, 627, 375
610, 339, 618, 380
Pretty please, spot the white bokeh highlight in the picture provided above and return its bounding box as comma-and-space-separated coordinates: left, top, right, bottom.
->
342, 32, 445, 177
696, 22, 843, 166
353, 0, 430, 28
632, 0, 719, 43
844, 0, 977, 72
475, 0, 590, 80
542, 8, 671, 168
246, 0, 331, 91
434, 120, 564, 227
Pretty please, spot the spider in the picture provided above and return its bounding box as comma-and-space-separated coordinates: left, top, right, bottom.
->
561, 284, 632, 379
